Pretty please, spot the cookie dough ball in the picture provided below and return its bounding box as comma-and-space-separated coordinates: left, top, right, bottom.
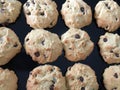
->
24, 29, 63, 64
26, 65, 67, 90
61, 0, 92, 28
103, 65, 120, 90
98, 32, 120, 64
0, 0, 22, 24
66, 63, 99, 90
0, 27, 22, 65
95, 0, 120, 32
23, 0, 59, 29
0, 68, 18, 90
61, 28, 94, 62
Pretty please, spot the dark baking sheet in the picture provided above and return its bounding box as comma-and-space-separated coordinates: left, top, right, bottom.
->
1, 0, 120, 90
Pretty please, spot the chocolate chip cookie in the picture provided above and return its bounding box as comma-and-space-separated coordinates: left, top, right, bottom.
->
23, 0, 58, 29
95, 0, 120, 32
103, 65, 120, 90
61, 28, 94, 62
24, 29, 63, 64
0, 27, 22, 65
98, 32, 120, 64
26, 65, 67, 90
61, 0, 92, 28
66, 63, 99, 90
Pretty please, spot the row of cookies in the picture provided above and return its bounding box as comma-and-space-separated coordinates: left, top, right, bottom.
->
1, 27, 120, 66
0, 63, 120, 90
23, 0, 120, 32
1, 0, 120, 32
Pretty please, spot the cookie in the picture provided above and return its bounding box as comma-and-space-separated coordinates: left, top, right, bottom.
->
23, 0, 58, 29
61, 28, 94, 62
0, 68, 18, 90
0, 0, 22, 25
26, 65, 67, 90
24, 29, 63, 64
103, 65, 120, 90
94, 0, 120, 32
0, 27, 22, 65
61, 0, 92, 28
98, 32, 120, 64
66, 63, 99, 90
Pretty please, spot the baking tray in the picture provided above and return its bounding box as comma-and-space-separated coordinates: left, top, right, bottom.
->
1, 0, 120, 90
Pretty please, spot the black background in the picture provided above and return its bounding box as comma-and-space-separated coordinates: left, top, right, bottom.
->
1, 0, 120, 90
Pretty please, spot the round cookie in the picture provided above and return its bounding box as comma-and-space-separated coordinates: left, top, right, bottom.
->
26, 65, 67, 90
98, 32, 120, 64
66, 63, 99, 90
61, 28, 94, 62
24, 29, 63, 64
103, 65, 120, 90
23, 0, 59, 29
0, 27, 22, 65
61, 0, 92, 28
94, 0, 120, 32
0, 68, 18, 90
0, 0, 22, 25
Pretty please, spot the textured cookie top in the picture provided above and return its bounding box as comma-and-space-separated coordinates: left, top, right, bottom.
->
98, 32, 120, 64
23, 0, 58, 29
95, 0, 120, 32
24, 29, 63, 64
61, 28, 94, 61
103, 65, 120, 90
0, 27, 22, 65
0, 68, 18, 90
61, 0, 92, 28
27, 65, 67, 90
0, 0, 22, 24
66, 63, 99, 90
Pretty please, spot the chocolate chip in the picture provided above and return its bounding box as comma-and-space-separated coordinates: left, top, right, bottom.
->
105, 3, 111, 9
40, 12, 44, 16
80, 7, 85, 14
81, 87, 85, 90
110, 50, 113, 53
68, 66, 71, 70
103, 38, 107, 42
75, 34, 80, 39
44, 3, 47, 5
26, 38, 29, 42
32, 0, 35, 4
0, 8, 5, 13
26, 11, 31, 15
26, 2, 30, 7
13, 43, 18, 47
34, 52, 40, 57
114, 73, 118, 78
115, 53, 119, 57
50, 84, 54, 90
79, 76, 84, 82
41, 40, 45, 45
1, 2, 5, 4
112, 87, 117, 90
116, 17, 118, 21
